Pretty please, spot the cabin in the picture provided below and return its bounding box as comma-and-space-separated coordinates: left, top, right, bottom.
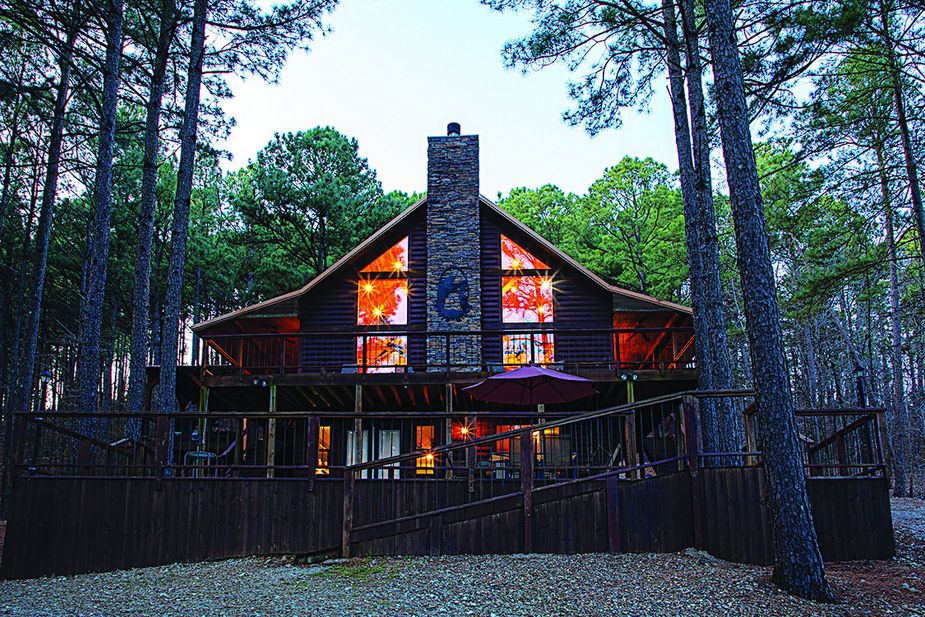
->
2, 125, 894, 580
181, 124, 697, 476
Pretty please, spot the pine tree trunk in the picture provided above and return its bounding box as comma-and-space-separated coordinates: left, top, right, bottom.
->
661, 0, 720, 453
15, 21, 80, 415
679, 0, 738, 452
157, 0, 208, 414
704, 0, 834, 601
73, 0, 125, 413
878, 148, 908, 496
880, 6, 925, 265
127, 0, 177, 415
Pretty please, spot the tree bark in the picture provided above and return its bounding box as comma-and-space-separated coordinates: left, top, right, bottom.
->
679, 0, 737, 451
127, 0, 177, 415
704, 0, 834, 601
878, 147, 908, 496
73, 0, 125, 413
880, 5, 925, 265
15, 19, 80, 415
661, 0, 720, 452
157, 0, 208, 414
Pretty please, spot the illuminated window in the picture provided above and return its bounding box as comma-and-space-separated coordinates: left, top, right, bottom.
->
502, 276, 553, 323
500, 235, 554, 367
316, 425, 331, 475
357, 238, 409, 372
357, 335, 407, 373
357, 279, 407, 325
415, 425, 435, 475
501, 235, 553, 325
361, 237, 408, 273
503, 333, 555, 367
502, 235, 549, 270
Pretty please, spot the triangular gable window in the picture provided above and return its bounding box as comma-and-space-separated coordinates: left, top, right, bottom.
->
501, 235, 549, 270
361, 237, 408, 273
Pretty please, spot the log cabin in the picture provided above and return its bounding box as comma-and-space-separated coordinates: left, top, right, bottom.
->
2, 125, 894, 579
180, 123, 698, 477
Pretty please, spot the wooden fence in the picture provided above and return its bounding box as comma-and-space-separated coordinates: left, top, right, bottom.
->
1, 469, 893, 579
0, 391, 896, 579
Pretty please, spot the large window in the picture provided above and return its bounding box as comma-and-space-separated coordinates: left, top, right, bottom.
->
357, 238, 409, 372
501, 235, 554, 366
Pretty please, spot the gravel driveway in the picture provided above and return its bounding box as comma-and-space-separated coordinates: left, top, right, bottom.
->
1, 500, 922, 617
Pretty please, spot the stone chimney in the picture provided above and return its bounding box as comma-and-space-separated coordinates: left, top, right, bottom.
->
426, 123, 482, 370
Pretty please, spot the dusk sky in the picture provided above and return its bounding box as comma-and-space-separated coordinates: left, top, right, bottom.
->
218, 0, 680, 198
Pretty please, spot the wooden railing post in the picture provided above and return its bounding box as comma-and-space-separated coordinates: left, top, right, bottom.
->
342, 468, 355, 557
682, 395, 700, 473
266, 384, 277, 479
875, 410, 891, 477
154, 413, 170, 479
520, 431, 534, 553
306, 415, 320, 491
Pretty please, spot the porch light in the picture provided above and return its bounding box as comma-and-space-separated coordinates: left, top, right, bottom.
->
424, 452, 434, 462
460, 426, 469, 436
511, 258, 522, 269
373, 307, 383, 318
393, 260, 403, 271
363, 282, 374, 293
540, 278, 552, 292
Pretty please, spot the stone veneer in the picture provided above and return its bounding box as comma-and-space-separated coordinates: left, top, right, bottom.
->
426, 133, 482, 370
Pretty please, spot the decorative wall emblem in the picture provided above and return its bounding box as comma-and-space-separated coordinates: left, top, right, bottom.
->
436, 267, 471, 320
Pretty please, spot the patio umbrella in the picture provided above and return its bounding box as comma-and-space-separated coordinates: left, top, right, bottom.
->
463, 364, 596, 405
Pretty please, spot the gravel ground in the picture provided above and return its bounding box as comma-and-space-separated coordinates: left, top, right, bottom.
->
1, 500, 923, 617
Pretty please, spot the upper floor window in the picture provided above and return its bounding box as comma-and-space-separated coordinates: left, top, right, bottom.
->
357, 237, 409, 372
501, 235, 553, 324
358, 237, 409, 326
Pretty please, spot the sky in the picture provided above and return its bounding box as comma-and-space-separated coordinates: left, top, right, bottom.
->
218, 0, 680, 199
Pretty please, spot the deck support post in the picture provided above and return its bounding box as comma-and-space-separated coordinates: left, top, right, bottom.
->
306, 415, 319, 491
353, 384, 363, 472
342, 468, 355, 557
624, 413, 639, 480
266, 384, 277, 478
682, 395, 704, 548
198, 386, 209, 452
605, 475, 621, 553
445, 384, 454, 478
520, 431, 534, 553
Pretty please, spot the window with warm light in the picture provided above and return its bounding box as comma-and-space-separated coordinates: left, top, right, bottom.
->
416, 425, 435, 474
501, 235, 554, 366
357, 238, 409, 372
316, 425, 331, 474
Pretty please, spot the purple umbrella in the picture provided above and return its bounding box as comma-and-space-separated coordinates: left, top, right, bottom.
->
463, 365, 596, 405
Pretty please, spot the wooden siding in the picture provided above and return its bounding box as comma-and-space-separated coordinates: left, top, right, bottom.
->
1, 470, 894, 579
298, 209, 427, 372
480, 208, 503, 365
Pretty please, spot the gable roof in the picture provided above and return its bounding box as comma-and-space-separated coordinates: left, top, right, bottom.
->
192, 194, 690, 334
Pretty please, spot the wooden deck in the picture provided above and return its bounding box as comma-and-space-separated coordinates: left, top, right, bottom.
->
0, 392, 896, 579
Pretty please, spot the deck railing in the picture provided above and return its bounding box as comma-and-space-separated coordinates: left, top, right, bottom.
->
197, 327, 697, 378
11, 391, 887, 484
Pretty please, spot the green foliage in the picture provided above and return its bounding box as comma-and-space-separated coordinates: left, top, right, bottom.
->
498, 184, 580, 250
498, 158, 688, 302
576, 157, 688, 300
237, 127, 394, 278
